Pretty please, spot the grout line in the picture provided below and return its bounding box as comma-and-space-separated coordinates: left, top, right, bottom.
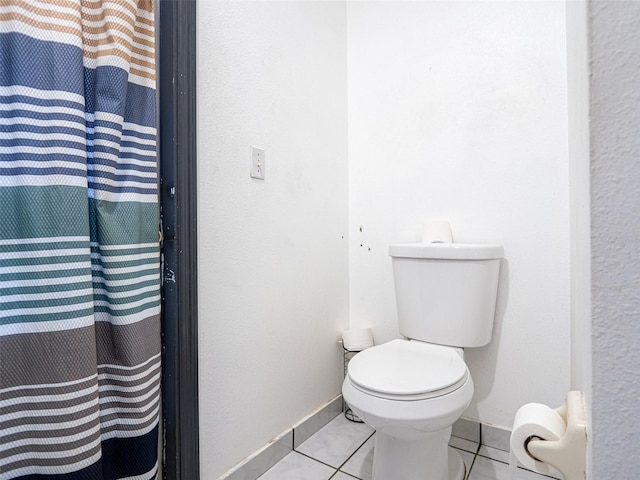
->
292, 417, 374, 475
297, 427, 560, 480
292, 425, 295, 451
476, 451, 510, 464
294, 449, 341, 471
281, 419, 552, 480
450, 440, 480, 480
465, 449, 478, 480
472, 452, 561, 480
451, 433, 480, 442
519, 469, 561, 480
333, 430, 375, 480
329, 471, 361, 480
341, 430, 375, 468
450, 443, 481, 455
464, 438, 483, 479
520, 470, 561, 480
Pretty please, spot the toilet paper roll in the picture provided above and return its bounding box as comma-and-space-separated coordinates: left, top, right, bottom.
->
342, 328, 374, 352
510, 403, 566, 475
421, 220, 453, 244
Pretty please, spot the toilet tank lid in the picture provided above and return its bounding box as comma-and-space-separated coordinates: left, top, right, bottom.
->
389, 243, 504, 260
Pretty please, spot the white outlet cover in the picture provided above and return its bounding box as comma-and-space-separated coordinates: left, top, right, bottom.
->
250, 146, 265, 180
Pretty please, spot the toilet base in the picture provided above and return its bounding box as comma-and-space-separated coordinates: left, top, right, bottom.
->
371, 429, 466, 480
449, 448, 466, 480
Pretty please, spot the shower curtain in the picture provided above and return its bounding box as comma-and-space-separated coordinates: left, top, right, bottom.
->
0, 1, 161, 479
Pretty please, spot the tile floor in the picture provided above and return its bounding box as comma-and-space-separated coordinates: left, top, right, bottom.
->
257, 414, 561, 480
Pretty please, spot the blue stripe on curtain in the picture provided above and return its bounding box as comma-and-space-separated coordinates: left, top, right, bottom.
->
0, 1, 160, 479
84, 68, 157, 128
16, 427, 159, 480
0, 33, 85, 95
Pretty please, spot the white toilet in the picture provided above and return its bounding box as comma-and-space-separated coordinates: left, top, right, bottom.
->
342, 242, 503, 480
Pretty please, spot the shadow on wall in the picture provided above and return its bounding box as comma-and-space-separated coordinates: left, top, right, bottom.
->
464, 258, 510, 415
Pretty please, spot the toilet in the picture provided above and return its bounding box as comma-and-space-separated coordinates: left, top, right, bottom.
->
342, 242, 503, 480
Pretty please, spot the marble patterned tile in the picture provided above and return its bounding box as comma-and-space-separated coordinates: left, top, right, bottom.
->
257, 451, 336, 480
478, 445, 510, 463
340, 434, 476, 480
454, 448, 476, 479
480, 423, 512, 452
331, 472, 360, 480
467, 455, 556, 480
449, 435, 479, 454
477, 446, 561, 479
452, 417, 481, 443
294, 396, 343, 449
223, 430, 292, 480
340, 434, 374, 480
522, 468, 561, 480
296, 414, 374, 468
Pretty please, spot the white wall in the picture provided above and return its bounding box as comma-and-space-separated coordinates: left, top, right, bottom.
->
567, 0, 592, 393
347, 1, 571, 427
565, 2, 592, 474
589, 1, 640, 477
197, 1, 575, 473
197, 2, 348, 477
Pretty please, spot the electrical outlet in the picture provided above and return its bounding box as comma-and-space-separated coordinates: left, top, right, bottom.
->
250, 146, 265, 180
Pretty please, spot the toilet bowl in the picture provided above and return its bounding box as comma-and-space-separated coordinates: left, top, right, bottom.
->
342, 240, 503, 480
342, 339, 473, 480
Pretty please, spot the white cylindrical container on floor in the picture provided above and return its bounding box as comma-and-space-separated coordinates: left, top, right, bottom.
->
342, 328, 374, 352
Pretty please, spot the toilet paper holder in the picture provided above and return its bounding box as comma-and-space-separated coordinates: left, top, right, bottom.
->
339, 328, 374, 424
526, 391, 588, 480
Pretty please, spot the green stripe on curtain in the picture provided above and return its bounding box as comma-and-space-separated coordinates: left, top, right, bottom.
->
0, 186, 90, 240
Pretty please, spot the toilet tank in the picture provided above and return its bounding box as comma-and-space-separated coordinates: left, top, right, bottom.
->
389, 243, 503, 348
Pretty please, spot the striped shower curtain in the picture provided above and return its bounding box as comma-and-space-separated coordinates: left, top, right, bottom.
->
0, 1, 161, 479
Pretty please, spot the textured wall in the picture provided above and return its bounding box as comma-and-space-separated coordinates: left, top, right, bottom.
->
589, 1, 640, 477
197, 2, 349, 477
347, 1, 571, 427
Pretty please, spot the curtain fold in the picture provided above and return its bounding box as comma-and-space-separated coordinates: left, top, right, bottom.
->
0, 1, 161, 478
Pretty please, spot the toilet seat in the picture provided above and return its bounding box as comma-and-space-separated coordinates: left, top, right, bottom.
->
348, 339, 468, 401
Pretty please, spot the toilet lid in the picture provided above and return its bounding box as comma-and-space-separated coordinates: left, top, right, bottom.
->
347, 339, 468, 399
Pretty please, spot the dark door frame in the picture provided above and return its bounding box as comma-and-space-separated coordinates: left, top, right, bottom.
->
158, 1, 199, 479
